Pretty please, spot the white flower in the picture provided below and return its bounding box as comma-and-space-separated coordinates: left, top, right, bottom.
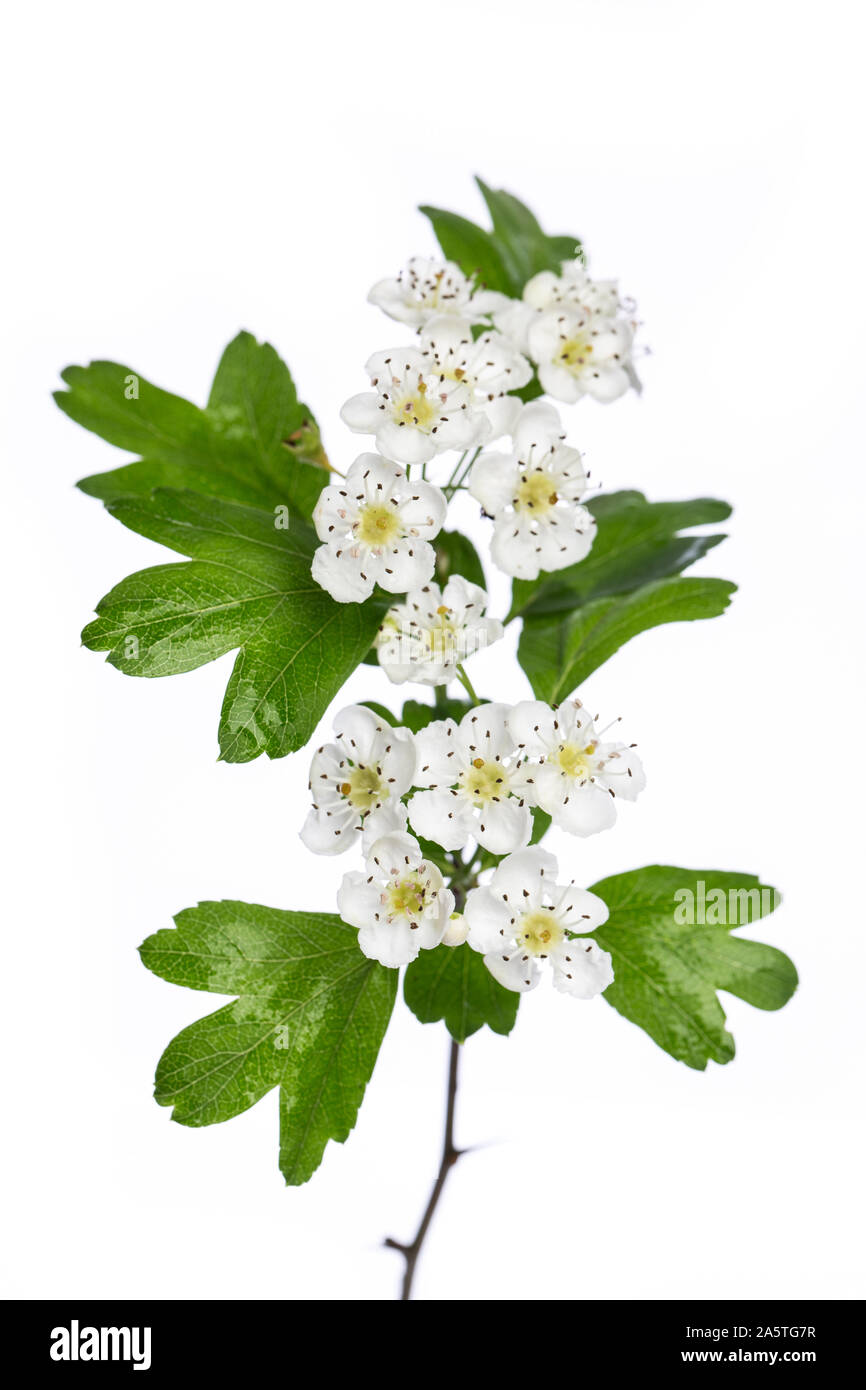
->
464, 846, 613, 997
337, 831, 454, 967
528, 305, 634, 404
375, 576, 503, 686
493, 259, 629, 356
300, 704, 416, 855
340, 346, 492, 465
525, 259, 623, 319
509, 697, 645, 836
368, 256, 506, 329
312, 453, 447, 603
469, 402, 596, 580
408, 702, 532, 854
418, 315, 531, 439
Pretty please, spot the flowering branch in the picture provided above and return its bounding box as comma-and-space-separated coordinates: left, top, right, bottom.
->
63, 180, 797, 1301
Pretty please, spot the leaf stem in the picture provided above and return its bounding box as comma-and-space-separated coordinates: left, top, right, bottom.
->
384, 1038, 463, 1301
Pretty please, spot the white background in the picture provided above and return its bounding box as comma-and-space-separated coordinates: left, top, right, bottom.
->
3, 0, 864, 1301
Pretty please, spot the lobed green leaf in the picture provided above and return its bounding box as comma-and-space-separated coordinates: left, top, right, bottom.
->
140, 900, 397, 1185
81, 489, 383, 761
56, 331, 325, 519
585, 866, 797, 1069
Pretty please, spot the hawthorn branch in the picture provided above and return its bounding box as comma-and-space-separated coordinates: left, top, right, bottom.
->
385, 1037, 463, 1301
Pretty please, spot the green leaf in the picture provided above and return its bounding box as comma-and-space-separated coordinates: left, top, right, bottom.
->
421, 182, 582, 299
81, 489, 382, 761
139, 900, 397, 1185
418, 205, 513, 294
585, 866, 797, 1070
404, 943, 519, 1043
518, 577, 736, 703
56, 331, 326, 519
475, 178, 583, 288
434, 529, 487, 590
509, 491, 732, 620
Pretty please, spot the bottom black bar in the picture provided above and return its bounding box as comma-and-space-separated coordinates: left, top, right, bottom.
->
0, 1299, 859, 1371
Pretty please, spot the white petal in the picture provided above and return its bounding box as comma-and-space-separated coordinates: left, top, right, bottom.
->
441, 574, 489, 617
399, 482, 448, 536
311, 545, 374, 603
469, 452, 519, 516
550, 783, 618, 837
340, 392, 381, 432
383, 727, 417, 793
511, 401, 565, 458
490, 846, 558, 906
457, 701, 513, 759
414, 720, 461, 785
492, 300, 536, 354
507, 699, 559, 755
600, 746, 645, 800
474, 797, 532, 855
490, 518, 542, 579
378, 538, 437, 593
583, 364, 631, 403
361, 802, 409, 854
366, 830, 423, 876
479, 394, 522, 441
358, 918, 420, 968
522, 270, 560, 310
333, 703, 387, 763
407, 789, 473, 851
483, 949, 540, 993
376, 419, 437, 465
434, 408, 491, 453
554, 885, 610, 933
313, 484, 355, 543
299, 805, 359, 856
464, 885, 515, 953
337, 871, 381, 930
550, 938, 614, 998
536, 362, 583, 404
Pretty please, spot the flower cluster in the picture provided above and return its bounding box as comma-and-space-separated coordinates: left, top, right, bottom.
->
301, 241, 644, 1008
300, 700, 642, 993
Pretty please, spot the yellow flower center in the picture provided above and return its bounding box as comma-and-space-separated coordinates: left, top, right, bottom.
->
356, 503, 402, 547
514, 470, 559, 516
392, 378, 439, 432
555, 741, 596, 780
341, 764, 387, 811
459, 758, 507, 805
421, 606, 459, 661
516, 909, 565, 955
386, 873, 428, 920
555, 334, 593, 375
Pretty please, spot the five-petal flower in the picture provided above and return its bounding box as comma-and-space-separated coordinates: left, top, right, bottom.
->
408, 703, 532, 854
469, 402, 596, 579
300, 704, 416, 855
375, 575, 503, 686
464, 846, 613, 996
312, 453, 447, 602
337, 831, 454, 967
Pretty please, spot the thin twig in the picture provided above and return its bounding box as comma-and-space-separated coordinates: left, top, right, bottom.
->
384, 1038, 463, 1300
